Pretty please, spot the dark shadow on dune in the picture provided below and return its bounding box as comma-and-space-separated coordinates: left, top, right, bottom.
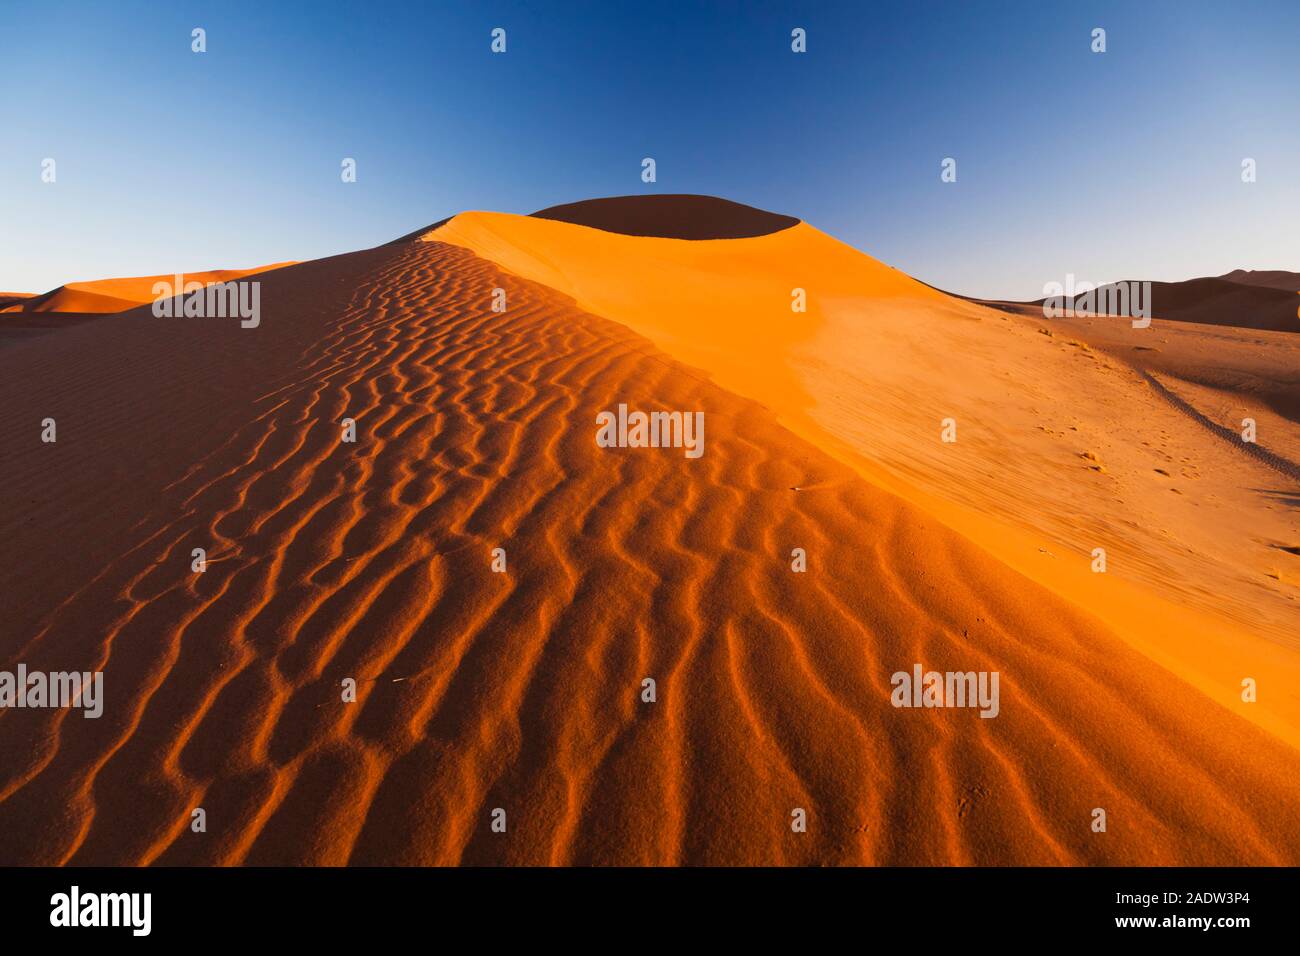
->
1258, 490, 1300, 509
531, 194, 800, 240
0, 311, 109, 347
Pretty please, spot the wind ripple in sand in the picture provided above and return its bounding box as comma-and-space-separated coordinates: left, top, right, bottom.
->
1, 241, 1298, 865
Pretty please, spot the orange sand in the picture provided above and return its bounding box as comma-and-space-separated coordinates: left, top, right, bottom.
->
0, 199, 1296, 865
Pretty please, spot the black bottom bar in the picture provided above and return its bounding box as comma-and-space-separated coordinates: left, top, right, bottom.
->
0, 866, 1290, 942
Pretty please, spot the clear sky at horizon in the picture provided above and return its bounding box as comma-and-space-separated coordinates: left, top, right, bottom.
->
2, 0, 1297, 299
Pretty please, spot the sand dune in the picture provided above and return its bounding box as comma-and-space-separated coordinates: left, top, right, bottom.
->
0, 263, 294, 315
0, 292, 35, 310
1216, 269, 1300, 293
1, 199, 1298, 865
424, 202, 1300, 746
1027, 276, 1300, 333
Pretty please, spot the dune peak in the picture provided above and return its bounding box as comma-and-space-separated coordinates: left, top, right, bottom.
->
393, 195, 801, 245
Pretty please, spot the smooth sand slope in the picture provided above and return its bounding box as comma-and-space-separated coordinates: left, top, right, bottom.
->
427, 200, 1300, 747
0, 200, 1297, 865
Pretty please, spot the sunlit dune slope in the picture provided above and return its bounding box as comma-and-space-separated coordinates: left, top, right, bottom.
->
1, 263, 295, 314
427, 208, 951, 413
3, 239, 1299, 865
425, 206, 1300, 747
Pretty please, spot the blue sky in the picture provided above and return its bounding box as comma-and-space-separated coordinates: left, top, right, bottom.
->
2, 0, 1297, 298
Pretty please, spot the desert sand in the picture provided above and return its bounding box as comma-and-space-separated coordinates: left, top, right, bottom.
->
0, 196, 1297, 865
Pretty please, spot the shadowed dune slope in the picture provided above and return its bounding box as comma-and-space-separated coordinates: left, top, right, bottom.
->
1216, 269, 1300, 293
1, 238, 1299, 866
0, 293, 35, 310
531, 194, 800, 239
425, 209, 1300, 747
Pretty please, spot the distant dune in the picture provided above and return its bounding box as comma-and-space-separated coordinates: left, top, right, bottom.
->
0, 263, 295, 315
1, 196, 1297, 866
1026, 275, 1299, 333
0, 292, 35, 311
1216, 269, 1300, 293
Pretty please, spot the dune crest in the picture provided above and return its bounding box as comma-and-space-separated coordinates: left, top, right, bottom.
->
426, 210, 947, 420
1215, 269, 1300, 293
